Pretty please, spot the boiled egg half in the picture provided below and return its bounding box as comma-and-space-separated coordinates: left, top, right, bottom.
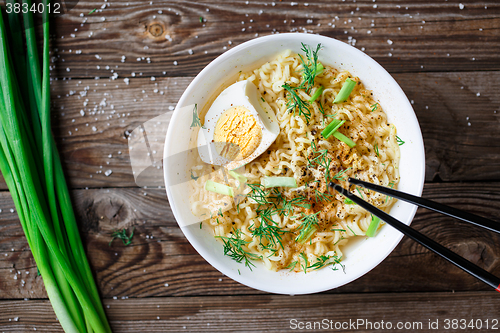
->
197, 80, 279, 170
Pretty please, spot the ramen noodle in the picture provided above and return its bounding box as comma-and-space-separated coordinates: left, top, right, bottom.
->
189, 47, 400, 272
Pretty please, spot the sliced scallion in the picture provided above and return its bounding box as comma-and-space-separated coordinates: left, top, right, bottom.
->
261, 176, 297, 188
296, 226, 317, 244
228, 170, 247, 184
366, 215, 381, 237
322, 119, 346, 139
333, 78, 356, 103
205, 180, 234, 197
332, 131, 356, 148
308, 85, 324, 103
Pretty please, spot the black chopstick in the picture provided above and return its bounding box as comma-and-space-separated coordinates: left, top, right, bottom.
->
348, 178, 500, 235
329, 182, 500, 292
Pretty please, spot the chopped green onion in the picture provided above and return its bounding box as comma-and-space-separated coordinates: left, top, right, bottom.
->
333, 78, 357, 103
332, 131, 356, 148
308, 85, 324, 103
322, 119, 346, 139
296, 226, 317, 244
88, 8, 96, 15
228, 170, 247, 184
366, 215, 381, 237
344, 198, 354, 204
261, 176, 297, 188
205, 180, 234, 197
314, 63, 324, 76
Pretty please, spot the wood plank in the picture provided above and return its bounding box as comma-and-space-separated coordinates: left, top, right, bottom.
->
48, 0, 500, 78
0, 291, 499, 332
41, 70, 500, 190
1, 182, 499, 299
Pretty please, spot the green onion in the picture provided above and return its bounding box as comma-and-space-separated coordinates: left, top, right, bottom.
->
308, 85, 324, 103
296, 226, 317, 244
313, 63, 324, 76
344, 198, 354, 204
229, 170, 247, 184
205, 180, 234, 197
322, 119, 346, 139
366, 215, 381, 237
332, 131, 356, 148
333, 78, 357, 103
0, 3, 111, 333
261, 176, 297, 188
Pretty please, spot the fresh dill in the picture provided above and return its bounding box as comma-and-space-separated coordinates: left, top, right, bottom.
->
88, 8, 96, 15
261, 97, 265, 102
314, 189, 333, 203
282, 83, 312, 124
199, 16, 203, 22
190, 170, 199, 181
299, 252, 309, 274
331, 228, 346, 232
346, 225, 357, 236
331, 167, 352, 182
249, 208, 287, 250
308, 140, 334, 183
374, 142, 380, 157
355, 187, 364, 199
200, 222, 203, 229
370, 103, 378, 112
216, 228, 261, 270
109, 227, 135, 246
298, 43, 323, 93
286, 260, 299, 272
247, 183, 270, 209
279, 194, 311, 216
396, 135, 405, 146
190, 104, 202, 128
385, 181, 395, 203
295, 212, 319, 243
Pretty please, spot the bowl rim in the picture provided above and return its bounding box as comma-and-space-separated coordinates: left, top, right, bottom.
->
164, 33, 426, 295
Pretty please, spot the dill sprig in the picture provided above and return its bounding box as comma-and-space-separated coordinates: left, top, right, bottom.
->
307, 140, 335, 183
299, 252, 309, 274
396, 135, 405, 146
294, 212, 320, 243
249, 209, 288, 250
314, 189, 333, 203
331, 167, 352, 182
109, 227, 135, 246
190, 104, 202, 128
216, 228, 261, 270
298, 43, 323, 93
282, 83, 312, 124
370, 103, 378, 112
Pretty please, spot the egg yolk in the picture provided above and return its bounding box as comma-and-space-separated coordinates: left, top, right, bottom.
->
213, 106, 262, 160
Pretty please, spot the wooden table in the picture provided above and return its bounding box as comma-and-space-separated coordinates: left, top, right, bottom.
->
1, 0, 500, 332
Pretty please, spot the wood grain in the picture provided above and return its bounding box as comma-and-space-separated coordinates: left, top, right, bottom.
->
1, 182, 499, 299
47, 0, 500, 79
0, 291, 499, 332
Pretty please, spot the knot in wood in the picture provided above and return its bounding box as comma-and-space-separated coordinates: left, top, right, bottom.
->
148, 23, 164, 37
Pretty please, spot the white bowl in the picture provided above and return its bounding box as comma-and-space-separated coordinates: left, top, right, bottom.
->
164, 33, 425, 295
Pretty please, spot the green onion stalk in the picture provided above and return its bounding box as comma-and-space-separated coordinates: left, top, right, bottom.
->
0, 1, 111, 332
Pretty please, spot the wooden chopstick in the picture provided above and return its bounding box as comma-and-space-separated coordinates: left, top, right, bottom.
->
348, 178, 500, 235
329, 181, 500, 293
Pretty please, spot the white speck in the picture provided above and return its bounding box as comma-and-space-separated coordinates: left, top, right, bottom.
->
476, 92, 480, 97
10, 208, 14, 213
367, 30, 372, 34
173, 61, 178, 65
113, 296, 117, 300
373, 4, 377, 8
188, 49, 194, 55
124, 78, 130, 85
151, 76, 156, 81
66, 68, 70, 72
104, 170, 113, 176
467, 122, 471, 126
164, 283, 169, 287
14, 317, 19, 322
95, 54, 102, 60
92, 126, 97, 131
459, 3, 464, 9
387, 39, 393, 45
